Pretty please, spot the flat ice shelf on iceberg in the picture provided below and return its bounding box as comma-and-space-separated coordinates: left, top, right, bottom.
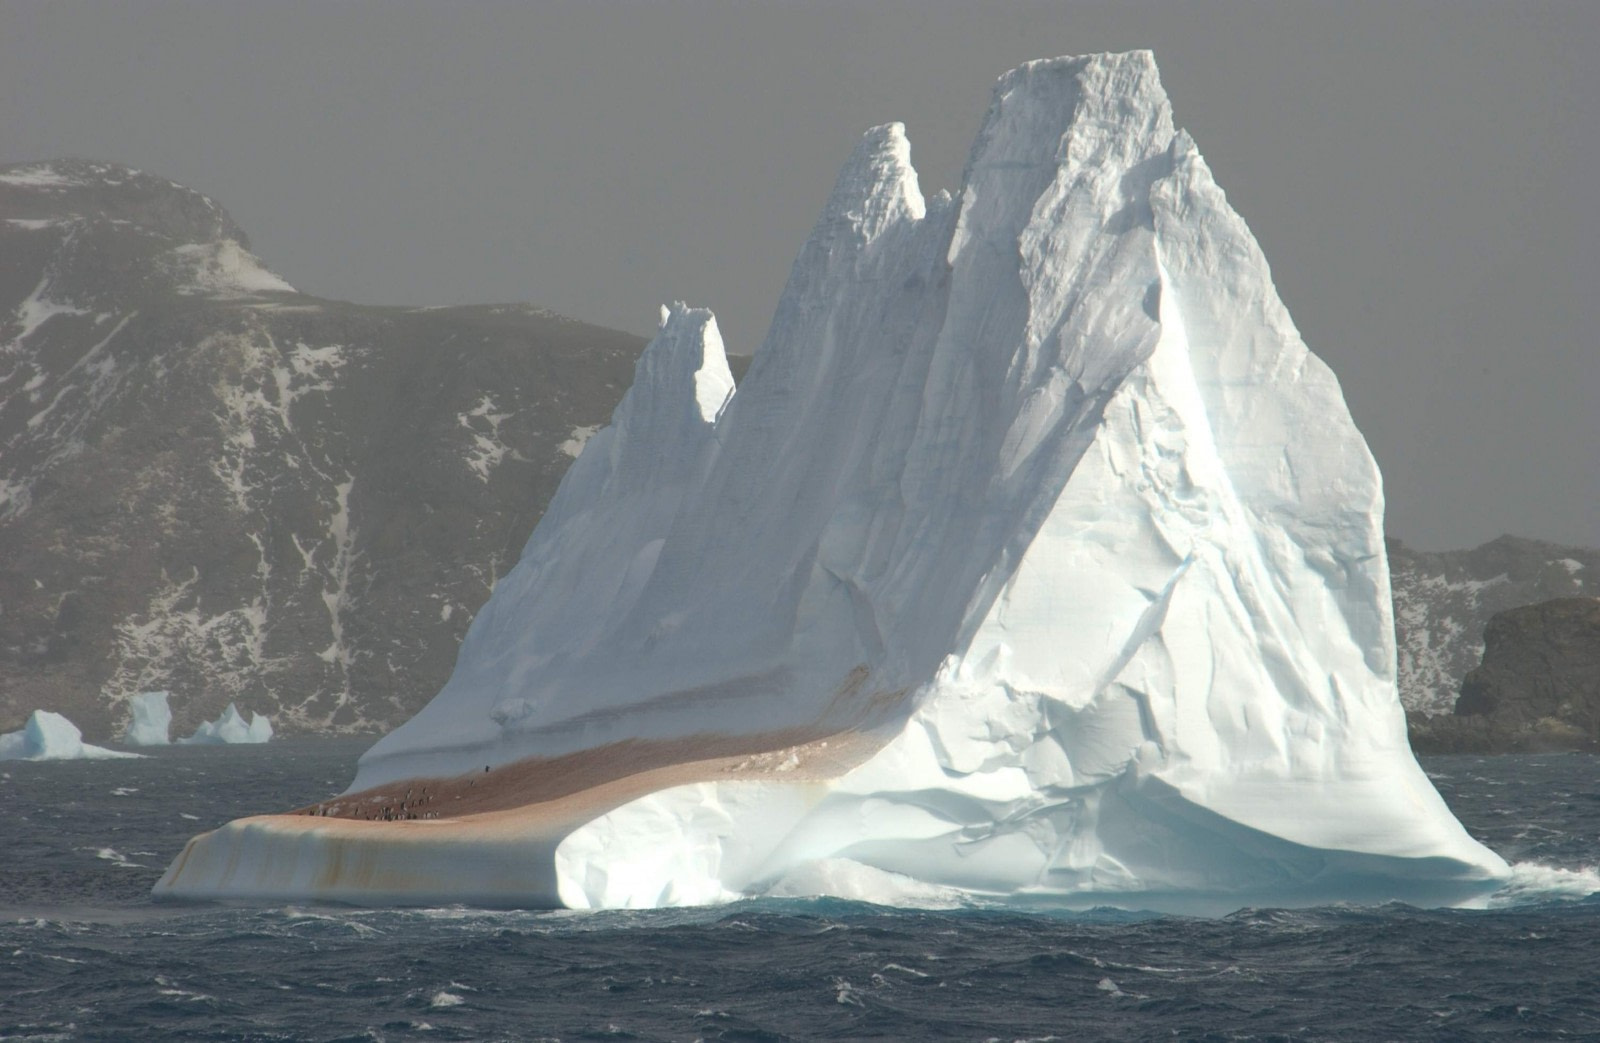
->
156, 51, 1508, 913
1, 710, 141, 761
179, 704, 273, 745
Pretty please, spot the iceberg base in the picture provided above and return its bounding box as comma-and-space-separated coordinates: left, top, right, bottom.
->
155, 739, 1506, 914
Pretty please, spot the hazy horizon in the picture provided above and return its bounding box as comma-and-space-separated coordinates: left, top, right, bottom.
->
2, 1, 1595, 551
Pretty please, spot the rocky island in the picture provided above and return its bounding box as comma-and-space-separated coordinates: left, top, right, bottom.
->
1409, 597, 1600, 753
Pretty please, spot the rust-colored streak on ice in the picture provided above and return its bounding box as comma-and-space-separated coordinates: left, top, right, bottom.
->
291, 726, 884, 827
158, 690, 905, 903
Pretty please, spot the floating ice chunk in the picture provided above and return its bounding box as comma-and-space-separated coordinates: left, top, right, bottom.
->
122, 691, 173, 746
179, 704, 273, 745
0, 710, 141, 761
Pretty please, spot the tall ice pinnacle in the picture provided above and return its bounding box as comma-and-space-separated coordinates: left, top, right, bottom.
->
158, 52, 1509, 912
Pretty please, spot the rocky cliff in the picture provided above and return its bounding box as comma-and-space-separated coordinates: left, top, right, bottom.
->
1389, 535, 1597, 716
0, 159, 644, 739
1409, 598, 1600, 753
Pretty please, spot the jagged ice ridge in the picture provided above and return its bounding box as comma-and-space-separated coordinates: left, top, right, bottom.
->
179, 703, 273, 745
158, 52, 1507, 912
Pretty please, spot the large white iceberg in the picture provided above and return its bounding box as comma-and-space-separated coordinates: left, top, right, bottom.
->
0, 710, 141, 761
122, 691, 174, 746
178, 703, 273, 745
157, 52, 1507, 911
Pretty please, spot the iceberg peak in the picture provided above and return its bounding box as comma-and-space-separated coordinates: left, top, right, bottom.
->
652, 302, 735, 426
817, 121, 926, 240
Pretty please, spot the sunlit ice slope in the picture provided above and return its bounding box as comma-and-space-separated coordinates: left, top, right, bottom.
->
157, 52, 1508, 912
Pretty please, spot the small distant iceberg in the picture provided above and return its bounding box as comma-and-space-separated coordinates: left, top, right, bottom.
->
0, 710, 142, 761
122, 691, 173, 746
179, 704, 273, 745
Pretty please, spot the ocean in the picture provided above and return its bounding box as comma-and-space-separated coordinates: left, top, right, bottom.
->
2, 739, 1597, 1041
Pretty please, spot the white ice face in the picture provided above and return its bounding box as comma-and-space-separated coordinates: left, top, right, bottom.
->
123, 691, 174, 747
160, 52, 1508, 912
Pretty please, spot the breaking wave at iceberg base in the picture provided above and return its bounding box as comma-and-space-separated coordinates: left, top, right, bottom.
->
756, 859, 1599, 914
764, 859, 976, 910
1489, 861, 1600, 907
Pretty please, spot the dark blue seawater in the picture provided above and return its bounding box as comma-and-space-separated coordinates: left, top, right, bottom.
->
3, 740, 1597, 1041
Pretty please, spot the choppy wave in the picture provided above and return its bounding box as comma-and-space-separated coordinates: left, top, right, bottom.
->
4, 742, 1600, 1040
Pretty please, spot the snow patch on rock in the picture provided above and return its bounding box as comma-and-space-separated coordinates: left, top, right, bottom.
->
459, 395, 514, 480
559, 425, 600, 459
167, 240, 295, 297
8, 276, 91, 348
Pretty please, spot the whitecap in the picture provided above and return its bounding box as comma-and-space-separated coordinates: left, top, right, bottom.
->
1487, 861, 1600, 907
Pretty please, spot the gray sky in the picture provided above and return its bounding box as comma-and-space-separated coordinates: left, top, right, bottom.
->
3, 1, 1595, 551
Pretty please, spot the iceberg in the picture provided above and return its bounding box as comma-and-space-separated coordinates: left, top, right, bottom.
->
178, 703, 273, 745
157, 52, 1508, 912
122, 691, 174, 746
0, 710, 141, 761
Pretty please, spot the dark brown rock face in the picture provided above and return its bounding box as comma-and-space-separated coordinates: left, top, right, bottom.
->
1, 160, 645, 741
1410, 597, 1600, 753
1389, 535, 1597, 716
1457, 598, 1600, 735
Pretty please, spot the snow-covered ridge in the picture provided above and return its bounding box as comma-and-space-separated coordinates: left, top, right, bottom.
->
0, 164, 83, 188
160, 52, 1508, 912
0, 159, 204, 201
0, 158, 252, 262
